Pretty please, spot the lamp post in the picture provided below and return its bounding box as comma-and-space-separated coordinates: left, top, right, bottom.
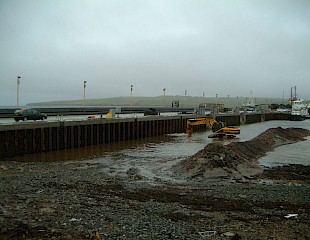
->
184, 90, 187, 107
216, 93, 218, 114
130, 84, 133, 108
202, 92, 205, 106
17, 76, 21, 107
163, 88, 166, 107
83, 81, 87, 107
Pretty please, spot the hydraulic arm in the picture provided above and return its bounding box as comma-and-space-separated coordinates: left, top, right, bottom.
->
186, 117, 240, 138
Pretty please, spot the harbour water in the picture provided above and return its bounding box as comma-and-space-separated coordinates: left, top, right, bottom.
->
9, 120, 310, 168
97, 119, 310, 167
253, 120, 310, 167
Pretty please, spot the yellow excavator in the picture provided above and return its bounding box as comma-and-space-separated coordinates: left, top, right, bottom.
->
186, 117, 240, 138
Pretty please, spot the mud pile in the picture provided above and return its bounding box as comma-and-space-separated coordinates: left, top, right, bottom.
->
173, 127, 310, 180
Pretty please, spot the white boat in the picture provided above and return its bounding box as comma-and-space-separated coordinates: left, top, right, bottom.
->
307, 105, 310, 119
290, 99, 309, 121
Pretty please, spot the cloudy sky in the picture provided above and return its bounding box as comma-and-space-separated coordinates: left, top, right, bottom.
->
1, 0, 309, 106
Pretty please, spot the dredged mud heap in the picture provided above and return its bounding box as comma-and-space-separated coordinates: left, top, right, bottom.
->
173, 127, 310, 180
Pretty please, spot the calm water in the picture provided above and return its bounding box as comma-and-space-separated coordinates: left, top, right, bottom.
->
252, 120, 310, 167
8, 120, 310, 168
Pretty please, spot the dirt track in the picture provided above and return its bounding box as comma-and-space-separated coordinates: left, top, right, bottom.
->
0, 127, 310, 239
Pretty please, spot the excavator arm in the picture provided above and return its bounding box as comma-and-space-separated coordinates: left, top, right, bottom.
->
186, 117, 240, 138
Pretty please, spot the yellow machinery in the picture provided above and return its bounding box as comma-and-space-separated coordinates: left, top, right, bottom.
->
106, 111, 113, 119
186, 117, 240, 138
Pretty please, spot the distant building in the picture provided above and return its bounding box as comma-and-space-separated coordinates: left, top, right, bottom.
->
204, 103, 224, 109
202, 103, 225, 114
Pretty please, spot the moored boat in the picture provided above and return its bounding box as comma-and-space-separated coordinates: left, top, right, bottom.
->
290, 99, 308, 121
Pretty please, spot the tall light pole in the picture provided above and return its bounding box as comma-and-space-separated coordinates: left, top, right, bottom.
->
17, 76, 21, 107
216, 93, 218, 113
202, 92, 205, 106
184, 90, 187, 107
130, 84, 133, 108
83, 81, 87, 107
163, 88, 166, 107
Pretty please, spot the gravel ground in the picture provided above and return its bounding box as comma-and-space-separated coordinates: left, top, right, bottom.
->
0, 160, 310, 240
1, 127, 310, 239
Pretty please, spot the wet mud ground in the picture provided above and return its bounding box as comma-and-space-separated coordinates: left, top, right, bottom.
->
1, 127, 310, 239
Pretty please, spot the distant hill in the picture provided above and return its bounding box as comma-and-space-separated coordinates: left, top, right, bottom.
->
27, 96, 285, 108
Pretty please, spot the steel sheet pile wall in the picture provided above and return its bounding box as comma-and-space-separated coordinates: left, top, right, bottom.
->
216, 114, 240, 126
0, 116, 188, 159
244, 114, 262, 124
0, 112, 290, 159
264, 112, 291, 121
238, 112, 289, 124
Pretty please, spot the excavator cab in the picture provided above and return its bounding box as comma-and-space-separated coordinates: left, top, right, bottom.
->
209, 121, 240, 138
211, 122, 225, 132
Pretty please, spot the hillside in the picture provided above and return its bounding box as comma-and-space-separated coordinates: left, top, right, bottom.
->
27, 96, 284, 108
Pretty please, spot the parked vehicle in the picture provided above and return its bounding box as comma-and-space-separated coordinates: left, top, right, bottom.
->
144, 108, 159, 116
13, 109, 47, 122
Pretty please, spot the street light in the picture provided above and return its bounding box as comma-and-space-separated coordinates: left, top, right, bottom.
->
216, 93, 218, 114
83, 81, 87, 107
202, 92, 205, 106
17, 76, 21, 107
163, 88, 166, 107
130, 84, 133, 108
184, 90, 187, 107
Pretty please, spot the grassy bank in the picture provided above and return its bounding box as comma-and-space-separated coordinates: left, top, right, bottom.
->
28, 96, 285, 108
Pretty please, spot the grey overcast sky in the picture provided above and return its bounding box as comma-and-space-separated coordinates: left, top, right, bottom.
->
0, 0, 309, 106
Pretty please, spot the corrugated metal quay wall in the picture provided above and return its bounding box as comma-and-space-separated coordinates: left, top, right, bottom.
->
0, 115, 189, 159
0, 112, 290, 159
216, 112, 290, 126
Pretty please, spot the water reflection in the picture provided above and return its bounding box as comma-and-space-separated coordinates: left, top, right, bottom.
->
9, 135, 175, 162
